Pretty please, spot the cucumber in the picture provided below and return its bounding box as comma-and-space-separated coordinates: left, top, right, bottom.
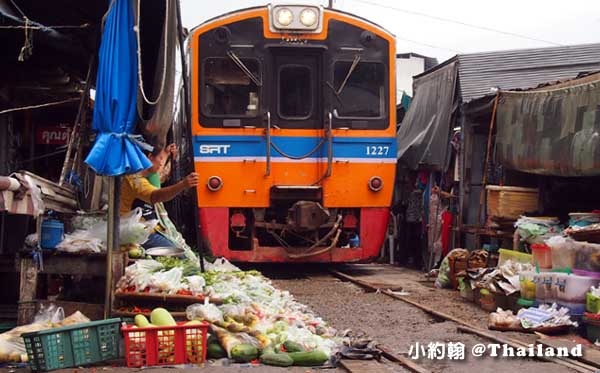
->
260, 352, 294, 367
288, 350, 329, 366
283, 340, 305, 352
207, 342, 227, 359
231, 343, 258, 362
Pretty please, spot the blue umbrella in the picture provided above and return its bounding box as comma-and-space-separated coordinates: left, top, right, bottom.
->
85, 0, 151, 175
83, 0, 151, 319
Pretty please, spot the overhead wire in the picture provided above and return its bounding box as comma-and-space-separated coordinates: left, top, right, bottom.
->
347, 0, 564, 47
8, 0, 26, 18
0, 24, 90, 29
395, 35, 461, 54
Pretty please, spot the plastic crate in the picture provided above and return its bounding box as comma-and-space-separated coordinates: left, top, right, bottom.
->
122, 321, 208, 367
22, 318, 121, 372
498, 248, 532, 267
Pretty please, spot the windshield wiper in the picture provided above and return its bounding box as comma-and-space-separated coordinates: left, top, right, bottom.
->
335, 54, 361, 95
227, 50, 262, 86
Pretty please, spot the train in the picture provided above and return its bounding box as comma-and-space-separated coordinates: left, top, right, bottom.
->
189, 4, 397, 262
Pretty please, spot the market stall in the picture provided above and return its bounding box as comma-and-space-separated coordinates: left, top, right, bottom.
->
434, 72, 600, 344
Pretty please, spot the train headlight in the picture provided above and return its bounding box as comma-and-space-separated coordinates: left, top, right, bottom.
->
368, 176, 383, 192
299, 8, 318, 27
269, 5, 323, 33
207, 176, 223, 192
275, 7, 293, 27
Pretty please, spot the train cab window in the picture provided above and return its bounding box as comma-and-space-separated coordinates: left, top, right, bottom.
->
203, 58, 260, 117
278, 65, 312, 119
333, 61, 385, 120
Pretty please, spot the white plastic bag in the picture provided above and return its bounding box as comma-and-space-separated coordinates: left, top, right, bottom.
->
34, 303, 64, 325
56, 230, 105, 253
87, 208, 157, 245
186, 302, 223, 323
150, 267, 184, 294
186, 275, 206, 295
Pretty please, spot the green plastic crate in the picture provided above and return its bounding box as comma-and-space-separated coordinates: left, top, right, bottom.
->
22, 318, 121, 372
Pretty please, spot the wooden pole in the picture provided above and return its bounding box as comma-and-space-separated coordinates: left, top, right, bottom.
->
59, 56, 95, 186
477, 93, 500, 226
104, 176, 121, 319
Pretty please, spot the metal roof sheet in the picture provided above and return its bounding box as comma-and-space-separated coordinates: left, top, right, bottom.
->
456, 43, 600, 102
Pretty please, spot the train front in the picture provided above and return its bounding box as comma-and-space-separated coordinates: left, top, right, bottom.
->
190, 4, 396, 262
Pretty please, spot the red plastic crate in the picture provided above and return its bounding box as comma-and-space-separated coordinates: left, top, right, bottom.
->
121, 322, 209, 367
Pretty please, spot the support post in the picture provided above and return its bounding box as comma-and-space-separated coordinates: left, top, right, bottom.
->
104, 176, 120, 319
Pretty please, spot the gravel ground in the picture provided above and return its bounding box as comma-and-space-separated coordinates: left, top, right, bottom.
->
270, 269, 576, 373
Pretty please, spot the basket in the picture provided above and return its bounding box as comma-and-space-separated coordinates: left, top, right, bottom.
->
486, 185, 539, 220
449, 256, 468, 290
22, 318, 121, 372
122, 321, 209, 367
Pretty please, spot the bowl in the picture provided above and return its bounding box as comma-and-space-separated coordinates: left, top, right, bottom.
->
145, 247, 185, 257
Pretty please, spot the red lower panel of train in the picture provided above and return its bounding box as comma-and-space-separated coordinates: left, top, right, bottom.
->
199, 207, 389, 263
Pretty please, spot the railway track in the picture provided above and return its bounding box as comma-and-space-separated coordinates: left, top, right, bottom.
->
328, 267, 598, 373
261, 263, 598, 373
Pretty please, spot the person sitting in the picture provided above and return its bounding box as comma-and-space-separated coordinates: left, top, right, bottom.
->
119, 145, 199, 249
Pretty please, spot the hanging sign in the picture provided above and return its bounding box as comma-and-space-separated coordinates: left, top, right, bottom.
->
36, 126, 70, 145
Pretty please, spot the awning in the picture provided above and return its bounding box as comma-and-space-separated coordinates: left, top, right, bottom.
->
496, 75, 600, 176
396, 60, 458, 170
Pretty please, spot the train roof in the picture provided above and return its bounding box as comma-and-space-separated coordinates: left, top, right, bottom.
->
188, 4, 395, 39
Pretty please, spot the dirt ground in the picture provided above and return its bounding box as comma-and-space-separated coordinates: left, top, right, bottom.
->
270, 265, 577, 373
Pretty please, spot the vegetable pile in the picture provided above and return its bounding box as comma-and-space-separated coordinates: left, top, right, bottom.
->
121, 258, 339, 366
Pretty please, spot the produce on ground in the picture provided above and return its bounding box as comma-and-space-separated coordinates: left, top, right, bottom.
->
123, 258, 339, 366
0, 308, 90, 363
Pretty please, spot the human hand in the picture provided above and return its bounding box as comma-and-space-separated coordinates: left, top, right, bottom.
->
165, 143, 178, 160
183, 172, 199, 188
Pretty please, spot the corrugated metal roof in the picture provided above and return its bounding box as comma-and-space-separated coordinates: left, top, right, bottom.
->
457, 43, 600, 102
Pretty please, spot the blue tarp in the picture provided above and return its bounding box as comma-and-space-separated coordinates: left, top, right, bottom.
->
85, 0, 151, 176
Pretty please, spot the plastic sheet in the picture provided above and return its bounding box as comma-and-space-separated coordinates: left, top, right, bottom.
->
496, 79, 600, 176
396, 61, 458, 170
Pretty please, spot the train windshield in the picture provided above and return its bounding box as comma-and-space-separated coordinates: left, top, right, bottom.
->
333, 61, 385, 118
279, 65, 312, 118
203, 57, 260, 117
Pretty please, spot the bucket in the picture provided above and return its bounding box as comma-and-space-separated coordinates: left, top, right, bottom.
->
41, 219, 64, 249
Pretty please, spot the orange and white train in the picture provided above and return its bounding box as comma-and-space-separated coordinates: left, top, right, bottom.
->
189, 4, 396, 262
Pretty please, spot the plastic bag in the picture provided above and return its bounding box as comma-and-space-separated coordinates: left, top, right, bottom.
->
56, 230, 105, 253
186, 302, 223, 323
204, 257, 240, 272
87, 208, 158, 245
34, 303, 64, 325
0, 304, 66, 363
61, 311, 90, 326
186, 275, 206, 295
150, 267, 183, 294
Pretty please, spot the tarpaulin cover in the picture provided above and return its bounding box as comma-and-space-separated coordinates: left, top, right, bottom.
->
135, 0, 178, 150
396, 61, 458, 170
85, 0, 151, 176
496, 78, 600, 176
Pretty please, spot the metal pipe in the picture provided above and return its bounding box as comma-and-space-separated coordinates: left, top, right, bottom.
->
176, 0, 204, 271
326, 111, 333, 177
265, 111, 271, 176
